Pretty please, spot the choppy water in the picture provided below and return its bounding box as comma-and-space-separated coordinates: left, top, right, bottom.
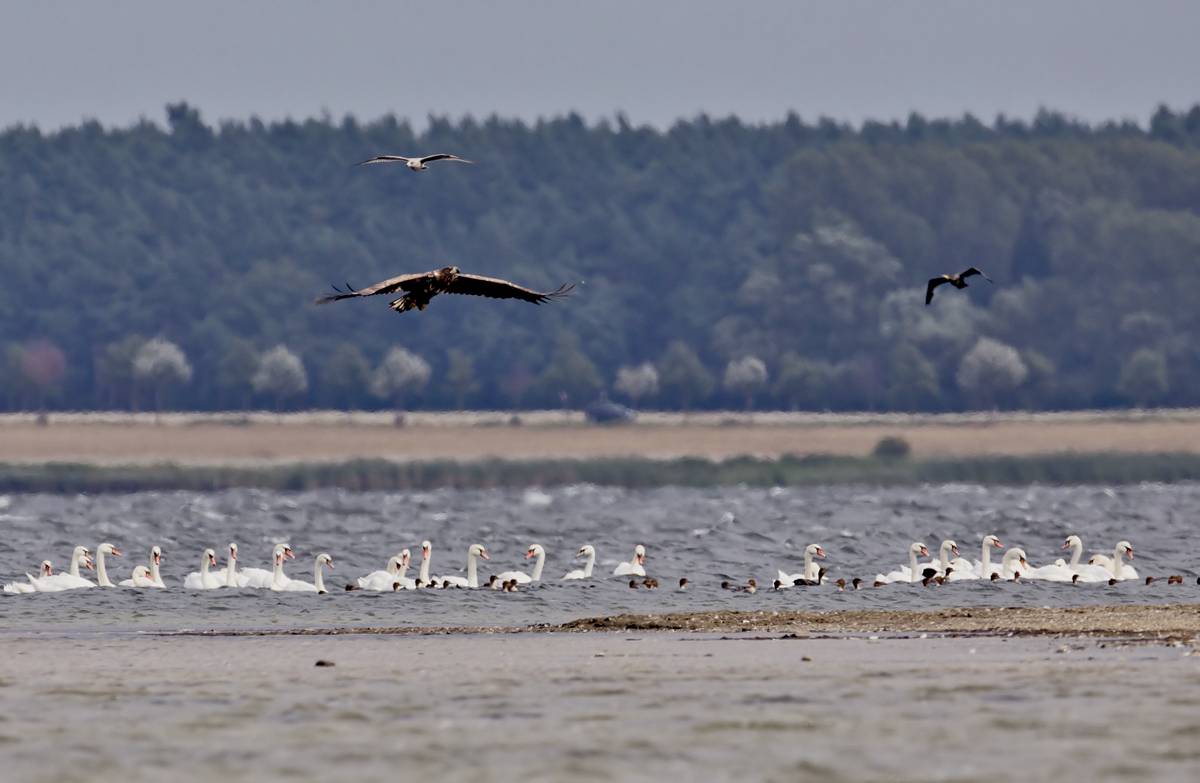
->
2, 482, 1197, 630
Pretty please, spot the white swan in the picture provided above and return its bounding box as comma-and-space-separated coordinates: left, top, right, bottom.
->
184, 549, 223, 590
991, 548, 1028, 579
777, 544, 826, 587
1104, 540, 1138, 581
120, 546, 166, 588
944, 535, 1003, 581
613, 544, 646, 576
436, 543, 488, 588
494, 544, 545, 585
273, 553, 333, 593
93, 543, 122, 587
562, 545, 596, 580
417, 540, 434, 587
917, 540, 959, 577
4, 561, 52, 594
210, 543, 240, 588
122, 565, 158, 589
31, 546, 95, 591
1024, 536, 1108, 582
357, 551, 411, 591
875, 542, 930, 584
238, 543, 294, 588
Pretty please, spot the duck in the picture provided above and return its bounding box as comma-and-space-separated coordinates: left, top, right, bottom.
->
777, 544, 826, 587
4, 560, 52, 594
494, 543, 545, 585
613, 545, 646, 577
678, 578, 690, 591
562, 545, 596, 580
875, 542, 931, 584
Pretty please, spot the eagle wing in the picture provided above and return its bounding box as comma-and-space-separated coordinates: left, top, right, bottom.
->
355, 155, 411, 166
926, 276, 950, 305
314, 271, 436, 305
961, 267, 993, 282
445, 274, 575, 304
417, 154, 475, 165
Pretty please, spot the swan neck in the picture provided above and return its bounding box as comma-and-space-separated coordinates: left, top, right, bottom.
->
531, 550, 545, 581
70, 552, 82, 579
467, 551, 478, 588
96, 552, 111, 586
224, 553, 237, 587
419, 554, 430, 583
1068, 541, 1082, 570
909, 548, 920, 583
152, 558, 163, 585
940, 546, 950, 571
982, 543, 992, 572
314, 559, 326, 592
583, 550, 595, 577
1110, 546, 1123, 577
273, 554, 285, 585
396, 561, 409, 580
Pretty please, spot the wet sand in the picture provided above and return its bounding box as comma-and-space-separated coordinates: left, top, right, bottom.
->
2, 627, 1198, 782
5, 409, 1200, 464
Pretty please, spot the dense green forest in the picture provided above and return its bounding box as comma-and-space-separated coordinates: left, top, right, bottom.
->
3, 103, 1200, 413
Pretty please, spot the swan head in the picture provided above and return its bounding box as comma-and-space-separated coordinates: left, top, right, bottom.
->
525, 543, 545, 560
74, 546, 94, 570
1063, 535, 1082, 549
1003, 548, 1027, 569
317, 553, 333, 569
806, 543, 826, 558
911, 542, 930, 557
228, 543, 238, 559
576, 545, 595, 558
469, 543, 489, 560
941, 540, 959, 556
204, 548, 217, 566
634, 544, 645, 565
152, 546, 162, 565
983, 535, 1003, 549
399, 548, 411, 566
422, 541, 432, 559
40, 560, 52, 577
133, 566, 151, 579
99, 542, 121, 557
1117, 540, 1134, 559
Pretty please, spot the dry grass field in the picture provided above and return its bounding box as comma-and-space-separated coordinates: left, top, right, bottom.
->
1, 409, 1199, 465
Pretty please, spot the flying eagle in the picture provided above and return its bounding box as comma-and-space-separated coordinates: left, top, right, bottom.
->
315, 266, 575, 313
355, 154, 474, 171
926, 267, 992, 305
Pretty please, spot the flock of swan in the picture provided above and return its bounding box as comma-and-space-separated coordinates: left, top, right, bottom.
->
3, 533, 1187, 597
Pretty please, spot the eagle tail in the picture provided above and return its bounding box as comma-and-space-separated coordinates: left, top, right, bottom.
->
539, 282, 577, 303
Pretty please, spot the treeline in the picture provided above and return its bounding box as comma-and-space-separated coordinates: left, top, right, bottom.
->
3, 103, 1200, 412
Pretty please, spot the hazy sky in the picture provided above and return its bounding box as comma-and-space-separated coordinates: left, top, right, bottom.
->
2, 0, 1198, 131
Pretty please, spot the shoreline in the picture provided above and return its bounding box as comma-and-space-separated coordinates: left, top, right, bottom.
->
165, 603, 1200, 640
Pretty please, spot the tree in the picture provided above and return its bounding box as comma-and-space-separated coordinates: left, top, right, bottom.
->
538, 334, 602, 408
614, 363, 659, 408
18, 339, 66, 417
370, 346, 431, 421
217, 339, 260, 411
133, 338, 193, 414
499, 363, 533, 411
723, 356, 768, 410
657, 341, 713, 410
319, 343, 370, 410
443, 348, 481, 410
96, 336, 146, 410
252, 345, 309, 412
1117, 348, 1168, 407
886, 343, 939, 412
956, 337, 1028, 409
772, 352, 829, 410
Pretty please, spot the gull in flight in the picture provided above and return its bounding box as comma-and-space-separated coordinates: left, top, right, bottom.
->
355, 154, 474, 171
316, 265, 574, 314
926, 267, 992, 305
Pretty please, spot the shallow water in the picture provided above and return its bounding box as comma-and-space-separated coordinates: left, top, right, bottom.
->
1, 483, 1197, 631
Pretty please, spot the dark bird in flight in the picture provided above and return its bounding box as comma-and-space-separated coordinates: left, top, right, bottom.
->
315, 266, 575, 314
355, 154, 474, 171
925, 267, 992, 305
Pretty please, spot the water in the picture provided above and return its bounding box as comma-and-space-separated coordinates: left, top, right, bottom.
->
2, 482, 1197, 631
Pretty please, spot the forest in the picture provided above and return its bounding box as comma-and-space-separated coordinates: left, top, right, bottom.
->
3, 103, 1200, 413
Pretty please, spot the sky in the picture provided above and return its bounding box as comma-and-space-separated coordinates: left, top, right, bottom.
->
2, 0, 1199, 132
